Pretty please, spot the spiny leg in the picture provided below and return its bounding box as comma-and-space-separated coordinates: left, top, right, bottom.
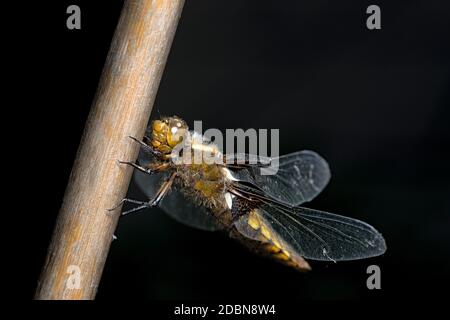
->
107, 198, 149, 214
128, 135, 151, 150
122, 171, 176, 215
108, 171, 177, 216
128, 135, 165, 158
118, 160, 169, 176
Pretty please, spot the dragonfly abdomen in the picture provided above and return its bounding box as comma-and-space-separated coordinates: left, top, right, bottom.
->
230, 204, 311, 271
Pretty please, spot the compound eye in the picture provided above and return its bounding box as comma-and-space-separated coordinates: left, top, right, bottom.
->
152, 120, 166, 133
167, 126, 186, 147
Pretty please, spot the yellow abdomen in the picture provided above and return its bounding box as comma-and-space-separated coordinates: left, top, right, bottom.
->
240, 210, 311, 271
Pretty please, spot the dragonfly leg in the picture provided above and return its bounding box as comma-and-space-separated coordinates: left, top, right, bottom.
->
118, 160, 169, 175
128, 135, 165, 158
107, 198, 149, 213
107, 172, 177, 216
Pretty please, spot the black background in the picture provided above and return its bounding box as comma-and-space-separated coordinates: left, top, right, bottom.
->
19, 0, 450, 301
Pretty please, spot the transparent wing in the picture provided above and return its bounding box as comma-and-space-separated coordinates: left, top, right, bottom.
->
230, 151, 331, 206
133, 149, 220, 232
231, 183, 386, 261
235, 204, 386, 262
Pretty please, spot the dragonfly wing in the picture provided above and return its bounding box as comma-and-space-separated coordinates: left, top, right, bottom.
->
230, 150, 331, 206
231, 181, 386, 261
238, 204, 386, 261
160, 182, 221, 232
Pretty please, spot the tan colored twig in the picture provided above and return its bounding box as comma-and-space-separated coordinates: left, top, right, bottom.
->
35, 0, 185, 300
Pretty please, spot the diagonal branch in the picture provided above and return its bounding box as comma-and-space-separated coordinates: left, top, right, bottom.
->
35, 0, 185, 300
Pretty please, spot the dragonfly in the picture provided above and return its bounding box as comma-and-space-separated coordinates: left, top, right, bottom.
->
112, 116, 386, 271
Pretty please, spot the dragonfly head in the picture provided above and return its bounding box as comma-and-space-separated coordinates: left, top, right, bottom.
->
150, 116, 189, 154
